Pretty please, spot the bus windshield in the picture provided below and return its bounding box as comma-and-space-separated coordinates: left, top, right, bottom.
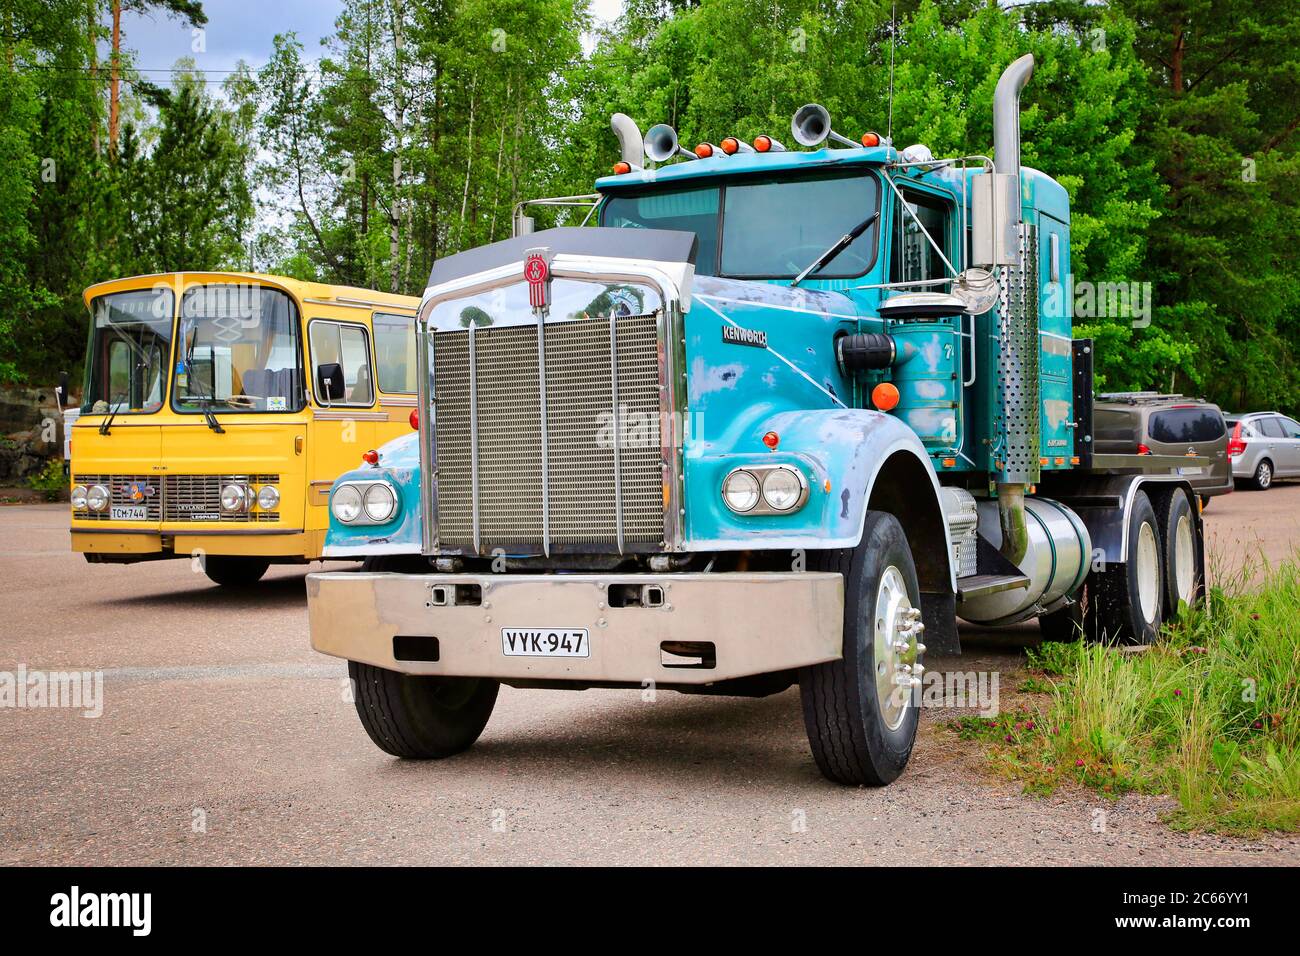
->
82, 287, 174, 414
174, 284, 304, 414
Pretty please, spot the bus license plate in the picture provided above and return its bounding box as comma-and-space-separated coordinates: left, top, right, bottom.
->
501, 628, 590, 658
110, 506, 148, 520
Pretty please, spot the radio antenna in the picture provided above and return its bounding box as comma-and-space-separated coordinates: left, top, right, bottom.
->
887, 1, 896, 145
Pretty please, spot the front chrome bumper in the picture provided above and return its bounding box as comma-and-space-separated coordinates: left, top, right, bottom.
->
307, 571, 844, 685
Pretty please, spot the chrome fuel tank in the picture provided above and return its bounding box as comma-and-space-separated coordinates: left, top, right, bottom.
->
959, 497, 1091, 626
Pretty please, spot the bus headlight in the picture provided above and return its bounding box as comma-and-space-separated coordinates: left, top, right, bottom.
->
86, 484, 109, 512
362, 483, 397, 522
220, 483, 248, 513
71, 485, 88, 510
331, 484, 363, 524
256, 485, 280, 511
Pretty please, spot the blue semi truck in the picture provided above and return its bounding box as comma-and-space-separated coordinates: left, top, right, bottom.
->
305, 56, 1206, 785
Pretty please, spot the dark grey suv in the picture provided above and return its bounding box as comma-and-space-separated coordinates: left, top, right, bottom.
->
1093, 393, 1232, 501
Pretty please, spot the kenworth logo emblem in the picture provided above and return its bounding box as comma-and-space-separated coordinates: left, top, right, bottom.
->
722, 324, 767, 349
524, 250, 551, 310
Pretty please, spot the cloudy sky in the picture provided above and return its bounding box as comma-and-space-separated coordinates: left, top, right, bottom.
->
119, 0, 625, 76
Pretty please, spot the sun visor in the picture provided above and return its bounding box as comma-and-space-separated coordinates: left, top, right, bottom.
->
426, 227, 699, 289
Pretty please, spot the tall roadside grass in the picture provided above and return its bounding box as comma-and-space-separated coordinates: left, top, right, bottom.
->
955, 560, 1300, 835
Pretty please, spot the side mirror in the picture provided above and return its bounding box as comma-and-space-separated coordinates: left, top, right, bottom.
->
316, 363, 345, 404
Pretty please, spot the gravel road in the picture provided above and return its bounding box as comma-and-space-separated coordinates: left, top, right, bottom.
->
1, 486, 1297, 865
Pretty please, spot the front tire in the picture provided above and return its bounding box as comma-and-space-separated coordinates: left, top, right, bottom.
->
349, 661, 498, 759
1085, 490, 1163, 645
203, 555, 270, 587
799, 511, 923, 786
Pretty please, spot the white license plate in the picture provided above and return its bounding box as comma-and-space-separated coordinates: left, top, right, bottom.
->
110, 506, 148, 520
1178, 466, 1204, 475
501, 628, 590, 658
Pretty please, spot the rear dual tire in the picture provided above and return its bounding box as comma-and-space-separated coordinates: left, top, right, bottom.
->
1083, 490, 1164, 645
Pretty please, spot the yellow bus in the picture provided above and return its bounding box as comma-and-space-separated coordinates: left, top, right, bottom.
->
69, 272, 421, 586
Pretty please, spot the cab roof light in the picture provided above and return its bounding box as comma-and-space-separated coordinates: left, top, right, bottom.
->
752, 135, 786, 153
612, 161, 634, 174
860, 131, 882, 147
720, 136, 754, 155
695, 142, 727, 159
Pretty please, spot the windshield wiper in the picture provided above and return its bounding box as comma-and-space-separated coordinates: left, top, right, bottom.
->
197, 397, 225, 434
790, 210, 881, 288
98, 397, 122, 435
183, 328, 225, 434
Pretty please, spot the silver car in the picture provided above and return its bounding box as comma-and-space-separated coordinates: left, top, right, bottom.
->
1226, 412, 1300, 489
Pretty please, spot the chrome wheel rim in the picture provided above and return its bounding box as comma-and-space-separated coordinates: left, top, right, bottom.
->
1258, 462, 1272, 488
871, 565, 920, 731
1174, 513, 1195, 607
1136, 521, 1161, 624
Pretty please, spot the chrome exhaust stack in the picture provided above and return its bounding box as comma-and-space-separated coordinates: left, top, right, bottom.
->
610, 113, 643, 169
988, 53, 1037, 565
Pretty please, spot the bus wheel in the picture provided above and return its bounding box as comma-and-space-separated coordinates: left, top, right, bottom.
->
1156, 488, 1201, 617
799, 511, 922, 786
203, 556, 270, 587
348, 661, 498, 759
1086, 490, 1163, 645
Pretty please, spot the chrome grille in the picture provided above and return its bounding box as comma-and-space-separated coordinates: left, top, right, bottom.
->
72, 474, 161, 521
433, 312, 663, 552
162, 474, 280, 522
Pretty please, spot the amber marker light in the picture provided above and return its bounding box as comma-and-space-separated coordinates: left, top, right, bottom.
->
861, 132, 881, 147
362, 449, 380, 465
871, 382, 900, 411
612, 161, 632, 174
754, 135, 773, 152
762, 431, 780, 450
721, 137, 740, 154
409, 408, 419, 430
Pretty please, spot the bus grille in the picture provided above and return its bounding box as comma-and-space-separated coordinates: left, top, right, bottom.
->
432, 312, 664, 552
163, 474, 281, 522
71, 474, 162, 521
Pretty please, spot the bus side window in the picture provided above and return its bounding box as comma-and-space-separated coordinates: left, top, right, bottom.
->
309, 321, 375, 406
373, 312, 417, 394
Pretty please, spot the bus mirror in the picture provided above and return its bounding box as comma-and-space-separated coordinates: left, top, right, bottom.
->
316, 363, 345, 404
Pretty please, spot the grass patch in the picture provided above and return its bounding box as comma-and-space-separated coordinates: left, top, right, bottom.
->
953, 560, 1300, 835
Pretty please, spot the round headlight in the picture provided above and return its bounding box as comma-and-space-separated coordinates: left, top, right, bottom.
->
331, 484, 363, 523
256, 485, 280, 511
761, 467, 804, 512
86, 484, 109, 512
722, 469, 760, 513
363, 483, 397, 522
71, 485, 88, 510
220, 483, 247, 513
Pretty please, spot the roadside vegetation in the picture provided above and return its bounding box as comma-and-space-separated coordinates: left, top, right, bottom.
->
955, 561, 1300, 835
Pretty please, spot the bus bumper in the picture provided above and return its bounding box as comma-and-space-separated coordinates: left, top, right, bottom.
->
306, 571, 845, 685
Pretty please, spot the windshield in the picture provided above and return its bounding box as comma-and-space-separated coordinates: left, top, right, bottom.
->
174, 284, 304, 413
82, 288, 174, 414
601, 172, 881, 279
